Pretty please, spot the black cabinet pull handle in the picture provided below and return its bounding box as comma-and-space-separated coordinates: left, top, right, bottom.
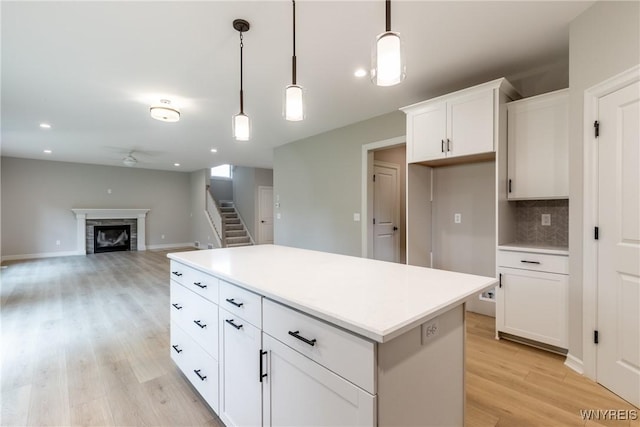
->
446, 138, 451, 152
508, 179, 512, 193
225, 319, 243, 330
288, 330, 316, 347
193, 282, 207, 289
226, 298, 244, 308
441, 139, 445, 153
259, 350, 268, 383
194, 369, 207, 381
193, 320, 206, 329
520, 260, 541, 264
172, 271, 183, 277
171, 303, 183, 310
172, 345, 182, 354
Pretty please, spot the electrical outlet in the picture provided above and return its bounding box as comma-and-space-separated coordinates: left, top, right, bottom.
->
55, 240, 61, 246
207, 243, 214, 249
161, 234, 165, 240
194, 241, 200, 248
541, 214, 551, 226
421, 318, 440, 345
454, 213, 462, 224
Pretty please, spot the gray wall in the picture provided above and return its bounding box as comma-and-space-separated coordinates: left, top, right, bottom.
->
209, 177, 233, 201
1, 157, 192, 257
192, 169, 220, 249
232, 166, 274, 240
568, 1, 640, 360
274, 111, 405, 256
374, 145, 406, 264
432, 162, 496, 316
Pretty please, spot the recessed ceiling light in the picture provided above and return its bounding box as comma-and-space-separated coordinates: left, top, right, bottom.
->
174, 163, 181, 167
354, 68, 367, 78
210, 148, 218, 153
43, 149, 52, 154
40, 123, 51, 129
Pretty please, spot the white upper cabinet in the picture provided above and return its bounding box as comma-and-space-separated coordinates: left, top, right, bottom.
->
402, 78, 518, 164
507, 89, 569, 200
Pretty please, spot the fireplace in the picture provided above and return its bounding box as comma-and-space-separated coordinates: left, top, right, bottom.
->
71, 209, 149, 255
94, 225, 131, 253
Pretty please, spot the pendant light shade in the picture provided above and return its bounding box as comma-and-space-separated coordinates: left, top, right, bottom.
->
285, 84, 304, 121
371, 0, 405, 86
233, 113, 250, 141
233, 19, 251, 141
284, 0, 305, 121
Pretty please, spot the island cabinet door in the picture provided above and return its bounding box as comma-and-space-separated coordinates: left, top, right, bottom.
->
218, 307, 262, 427
262, 334, 376, 427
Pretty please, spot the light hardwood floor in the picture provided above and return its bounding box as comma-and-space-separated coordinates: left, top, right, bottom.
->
1, 250, 637, 427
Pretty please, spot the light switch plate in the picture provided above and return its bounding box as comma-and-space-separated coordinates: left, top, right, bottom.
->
541, 214, 551, 226
353, 213, 360, 222
454, 213, 462, 224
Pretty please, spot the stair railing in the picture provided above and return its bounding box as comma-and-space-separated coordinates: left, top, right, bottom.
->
205, 188, 224, 248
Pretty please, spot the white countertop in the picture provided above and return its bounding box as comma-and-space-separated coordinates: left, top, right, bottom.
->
498, 243, 569, 256
168, 245, 497, 343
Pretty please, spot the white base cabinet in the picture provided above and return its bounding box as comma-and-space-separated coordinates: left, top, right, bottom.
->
496, 248, 568, 350
262, 334, 376, 427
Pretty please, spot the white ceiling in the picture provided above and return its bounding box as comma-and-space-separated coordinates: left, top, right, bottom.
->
1, 1, 593, 172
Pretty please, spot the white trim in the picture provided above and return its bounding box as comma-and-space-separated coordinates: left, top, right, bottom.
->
564, 353, 584, 375
361, 136, 406, 258
1, 250, 83, 262
582, 64, 640, 381
146, 242, 195, 250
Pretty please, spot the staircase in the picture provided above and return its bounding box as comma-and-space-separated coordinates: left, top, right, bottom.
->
219, 201, 253, 248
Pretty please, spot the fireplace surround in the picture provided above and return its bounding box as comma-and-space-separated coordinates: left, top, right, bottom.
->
71, 209, 149, 255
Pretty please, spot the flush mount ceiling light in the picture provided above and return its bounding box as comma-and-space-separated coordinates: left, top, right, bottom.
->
284, 0, 304, 121
371, 0, 406, 86
232, 19, 251, 141
150, 99, 180, 122
40, 123, 51, 129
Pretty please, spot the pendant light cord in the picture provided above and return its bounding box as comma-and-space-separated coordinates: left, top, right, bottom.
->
292, 0, 297, 85
239, 31, 244, 114
385, 0, 391, 32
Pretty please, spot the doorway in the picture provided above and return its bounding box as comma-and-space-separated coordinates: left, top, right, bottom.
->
258, 186, 274, 244
583, 65, 639, 407
361, 137, 406, 264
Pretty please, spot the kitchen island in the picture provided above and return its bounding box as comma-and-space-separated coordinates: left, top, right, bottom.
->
168, 244, 497, 427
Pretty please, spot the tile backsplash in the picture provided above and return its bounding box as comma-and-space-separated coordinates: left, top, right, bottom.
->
514, 200, 568, 247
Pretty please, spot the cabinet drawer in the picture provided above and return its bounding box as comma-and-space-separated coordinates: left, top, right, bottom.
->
170, 261, 219, 304
263, 299, 375, 394
497, 250, 568, 274
171, 281, 219, 359
219, 280, 262, 328
170, 322, 219, 412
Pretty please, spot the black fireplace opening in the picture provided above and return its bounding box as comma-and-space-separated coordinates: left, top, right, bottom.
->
94, 225, 131, 253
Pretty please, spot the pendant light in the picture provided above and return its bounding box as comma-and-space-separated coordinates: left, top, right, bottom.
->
233, 19, 251, 141
285, 0, 304, 121
371, 0, 405, 86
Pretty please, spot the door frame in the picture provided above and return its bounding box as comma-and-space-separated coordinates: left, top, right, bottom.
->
257, 185, 274, 244
361, 136, 406, 258
372, 160, 402, 262
582, 64, 639, 380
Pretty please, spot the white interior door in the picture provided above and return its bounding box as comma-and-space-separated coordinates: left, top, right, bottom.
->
596, 80, 640, 407
373, 163, 399, 263
258, 186, 274, 244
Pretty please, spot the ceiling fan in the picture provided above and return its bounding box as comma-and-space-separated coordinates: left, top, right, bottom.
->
122, 151, 138, 167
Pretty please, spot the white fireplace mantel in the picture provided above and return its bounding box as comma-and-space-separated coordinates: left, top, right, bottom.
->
72, 209, 150, 254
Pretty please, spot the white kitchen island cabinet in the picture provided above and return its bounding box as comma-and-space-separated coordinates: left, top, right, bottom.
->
168, 245, 497, 427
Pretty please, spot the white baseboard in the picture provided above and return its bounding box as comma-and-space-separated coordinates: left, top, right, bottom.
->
1, 250, 84, 262
564, 353, 584, 374
146, 243, 195, 250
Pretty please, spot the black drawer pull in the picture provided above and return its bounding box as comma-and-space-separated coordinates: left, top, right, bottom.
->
288, 330, 316, 347
194, 369, 207, 381
172, 345, 182, 354
172, 271, 183, 277
225, 319, 243, 330
193, 282, 207, 289
520, 260, 541, 264
171, 303, 183, 310
193, 320, 206, 329
226, 298, 244, 308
